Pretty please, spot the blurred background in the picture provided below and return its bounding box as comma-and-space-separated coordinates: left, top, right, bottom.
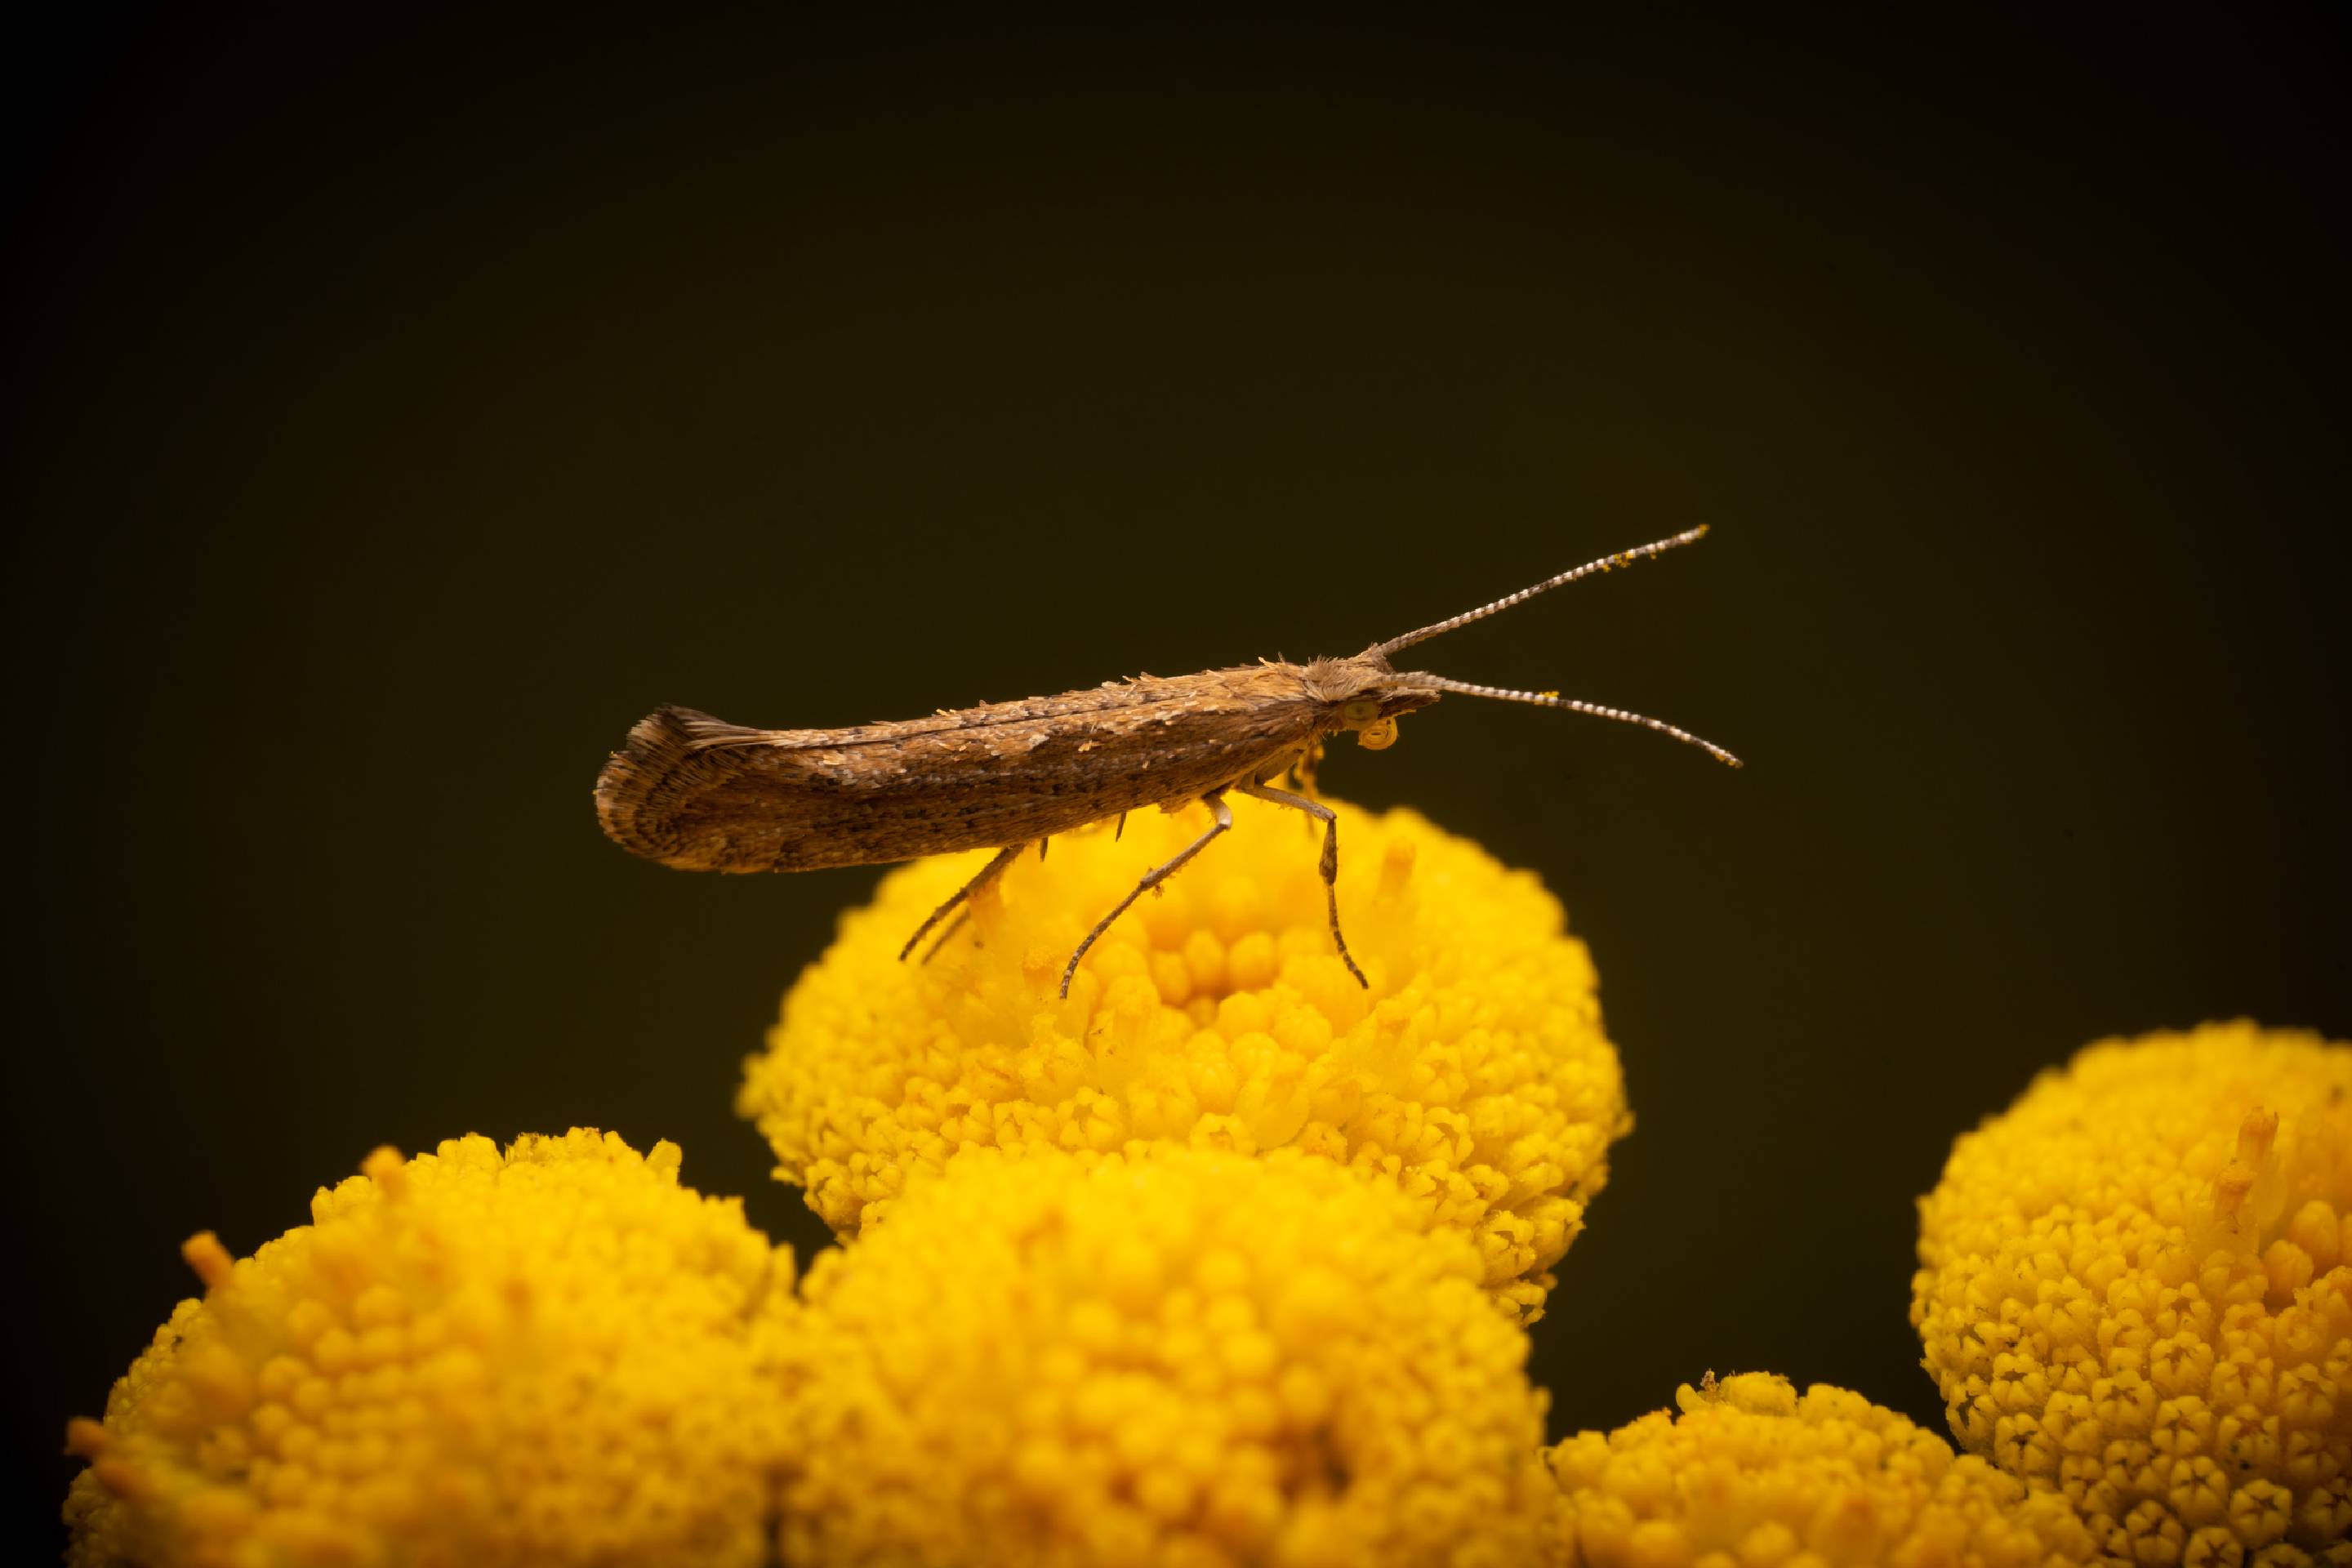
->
7, 4, 2346, 1553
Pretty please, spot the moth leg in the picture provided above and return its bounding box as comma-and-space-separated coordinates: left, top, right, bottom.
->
1290, 740, 1325, 799
919, 908, 972, 965
1234, 779, 1368, 989
1286, 742, 1325, 837
1060, 794, 1233, 999
900, 842, 1025, 962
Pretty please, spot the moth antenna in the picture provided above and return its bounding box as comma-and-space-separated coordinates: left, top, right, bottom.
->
1417, 675, 1743, 768
1375, 525, 1713, 657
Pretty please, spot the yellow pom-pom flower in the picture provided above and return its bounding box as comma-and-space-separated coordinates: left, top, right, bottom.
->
738, 795, 1628, 1322
65, 1129, 799, 1568
1544, 1372, 2095, 1566
1912, 1021, 2352, 1564
775, 1144, 1556, 1567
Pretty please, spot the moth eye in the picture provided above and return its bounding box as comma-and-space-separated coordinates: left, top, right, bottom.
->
1356, 716, 1399, 751
1341, 699, 1380, 724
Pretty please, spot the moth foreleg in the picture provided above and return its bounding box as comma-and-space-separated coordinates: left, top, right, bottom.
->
1279, 743, 1325, 839
1290, 740, 1325, 800
1059, 794, 1234, 999
1235, 779, 1368, 990
900, 842, 1026, 963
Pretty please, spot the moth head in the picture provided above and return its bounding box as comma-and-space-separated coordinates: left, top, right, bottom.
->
1305, 654, 1444, 749
1334, 684, 1435, 749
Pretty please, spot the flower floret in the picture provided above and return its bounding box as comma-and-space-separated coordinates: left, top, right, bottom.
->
776, 1144, 1555, 1566
65, 1129, 799, 1568
1912, 1021, 2352, 1563
739, 795, 1630, 1322
1545, 1372, 2096, 1566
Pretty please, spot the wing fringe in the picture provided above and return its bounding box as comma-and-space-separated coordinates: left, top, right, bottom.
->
594, 704, 767, 862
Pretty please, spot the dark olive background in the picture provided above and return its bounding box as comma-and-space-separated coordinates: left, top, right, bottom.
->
7, 4, 2347, 1555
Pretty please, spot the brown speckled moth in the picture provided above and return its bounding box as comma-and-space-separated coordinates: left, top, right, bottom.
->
596, 526, 1739, 997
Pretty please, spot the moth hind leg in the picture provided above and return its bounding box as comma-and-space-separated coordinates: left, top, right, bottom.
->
1060, 794, 1234, 999
900, 842, 1026, 964
919, 907, 972, 964
1234, 779, 1368, 989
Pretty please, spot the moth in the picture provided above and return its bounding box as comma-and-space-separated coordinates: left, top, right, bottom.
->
596, 526, 1739, 997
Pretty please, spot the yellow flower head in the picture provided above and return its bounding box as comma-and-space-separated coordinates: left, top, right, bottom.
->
739, 795, 1628, 1322
1912, 1021, 2352, 1564
776, 1145, 1555, 1567
65, 1129, 798, 1568
1544, 1372, 2094, 1566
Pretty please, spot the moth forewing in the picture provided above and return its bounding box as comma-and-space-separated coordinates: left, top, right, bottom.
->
595, 526, 1737, 998
594, 666, 1337, 876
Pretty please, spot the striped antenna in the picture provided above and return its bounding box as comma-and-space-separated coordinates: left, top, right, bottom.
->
1417, 676, 1743, 768
1375, 524, 1713, 657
